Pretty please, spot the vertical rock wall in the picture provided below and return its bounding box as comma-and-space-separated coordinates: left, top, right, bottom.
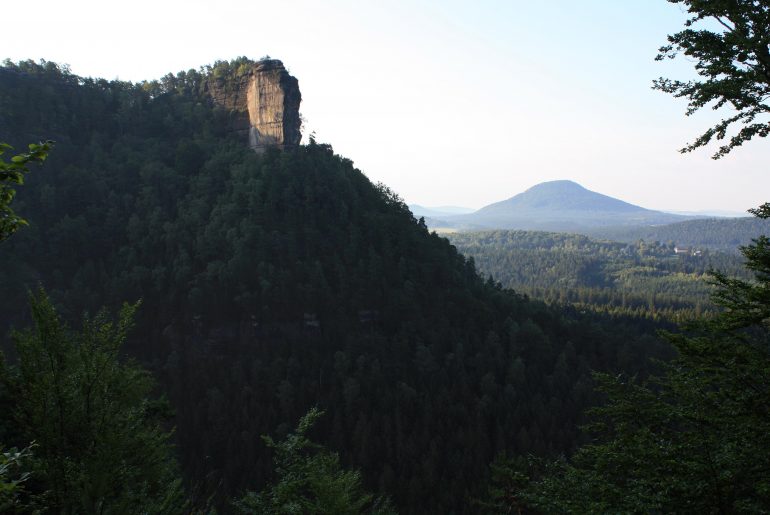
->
207, 59, 301, 152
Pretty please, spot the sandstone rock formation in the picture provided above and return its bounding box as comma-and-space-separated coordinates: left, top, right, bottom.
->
207, 59, 301, 152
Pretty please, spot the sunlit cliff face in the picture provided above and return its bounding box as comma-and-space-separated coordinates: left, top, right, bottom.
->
246, 60, 294, 151
208, 58, 302, 153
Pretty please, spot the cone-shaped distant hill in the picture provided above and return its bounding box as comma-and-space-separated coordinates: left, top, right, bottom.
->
0, 59, 669, 513
446, 180, 693, 231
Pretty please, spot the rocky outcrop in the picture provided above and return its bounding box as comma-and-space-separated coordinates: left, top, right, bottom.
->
207, 59, 301, 152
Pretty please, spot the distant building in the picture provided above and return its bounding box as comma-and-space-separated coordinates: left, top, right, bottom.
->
674, 246, 701, 256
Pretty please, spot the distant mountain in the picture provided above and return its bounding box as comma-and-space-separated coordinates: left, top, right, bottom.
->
408, 204, 475, 218
440, 180, 695, 231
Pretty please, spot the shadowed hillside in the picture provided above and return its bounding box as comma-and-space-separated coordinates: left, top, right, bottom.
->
0, 59, 673, 513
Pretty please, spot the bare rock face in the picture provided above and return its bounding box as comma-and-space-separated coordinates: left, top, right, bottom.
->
207, 59, 301, 152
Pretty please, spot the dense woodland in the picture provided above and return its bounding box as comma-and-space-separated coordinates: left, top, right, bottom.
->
449, 230, 748, 321
3, 2, 770, 509
586, 217, 770, 251
0, 59, 679, 512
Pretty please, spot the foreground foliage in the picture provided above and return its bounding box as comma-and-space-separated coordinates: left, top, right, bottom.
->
235, 408, 395, 515
0, 141, 51, 242
654, 0, 770, 158
0, 291, 184, 513
0, 446, 33, 512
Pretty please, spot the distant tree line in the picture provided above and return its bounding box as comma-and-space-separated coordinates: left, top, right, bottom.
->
587, 217, 770, 252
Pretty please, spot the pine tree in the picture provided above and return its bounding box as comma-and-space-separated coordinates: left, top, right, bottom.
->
235, 408, 396, 515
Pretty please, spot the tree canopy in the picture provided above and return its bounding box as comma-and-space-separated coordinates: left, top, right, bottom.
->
654, 0, 770, 158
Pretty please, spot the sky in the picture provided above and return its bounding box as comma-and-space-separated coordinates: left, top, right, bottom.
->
4, 0, 769, 213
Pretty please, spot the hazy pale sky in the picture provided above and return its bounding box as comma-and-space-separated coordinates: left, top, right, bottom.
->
4, 0, 768, 212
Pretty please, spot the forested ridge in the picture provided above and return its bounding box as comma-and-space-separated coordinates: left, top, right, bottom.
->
449, 230, 748, 321
0, 59, 677, 512
586, 216, 770, 251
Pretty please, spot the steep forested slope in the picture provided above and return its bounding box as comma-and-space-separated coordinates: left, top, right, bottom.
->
0, 59, 671, 512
